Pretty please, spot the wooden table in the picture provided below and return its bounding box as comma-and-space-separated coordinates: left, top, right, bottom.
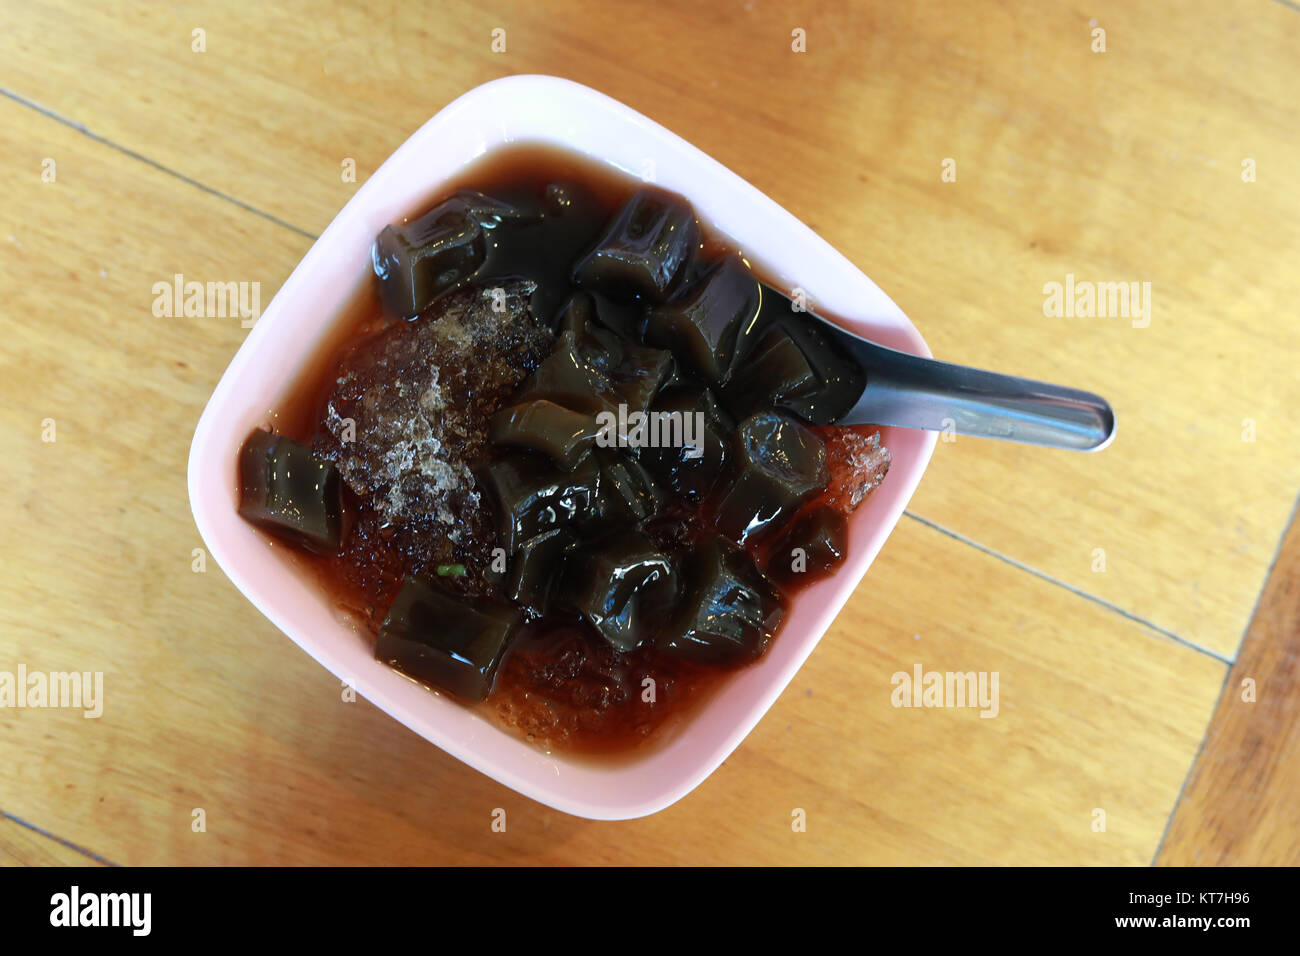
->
1, 0, 1297, 866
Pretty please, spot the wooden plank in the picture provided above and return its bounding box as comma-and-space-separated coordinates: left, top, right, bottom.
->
1157, 504, 1300, 865
2, 0, 1297, 658
0, 816, 108, 866
0, 2, 1283, 865
0, 98, 1223, 861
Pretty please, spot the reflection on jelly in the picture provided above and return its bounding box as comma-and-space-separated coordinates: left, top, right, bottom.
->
238, 145, 890, 757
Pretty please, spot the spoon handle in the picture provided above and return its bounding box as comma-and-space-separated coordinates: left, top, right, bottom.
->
837, 338, 1115, 452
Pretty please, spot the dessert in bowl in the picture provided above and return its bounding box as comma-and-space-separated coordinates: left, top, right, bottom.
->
188, 75, 936, 819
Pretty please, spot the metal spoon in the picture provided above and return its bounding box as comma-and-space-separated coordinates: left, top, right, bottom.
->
812, 313, 1116, 452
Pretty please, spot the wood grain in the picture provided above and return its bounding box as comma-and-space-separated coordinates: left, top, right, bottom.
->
1158, 505, 1300, 866
0, 100, 1223, 861
0, 0, 1295, 865
2, 0, 1297, 657
0, 817, 107, 867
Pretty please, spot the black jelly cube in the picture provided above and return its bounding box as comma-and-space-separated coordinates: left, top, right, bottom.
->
774, 309, 867, 425
451, 188, 540, 227
513, 330, 618, 416
506, 527, 576, 618
476, 452, 601, 554
713, 412, 828, 544
376, 577, 520, 701
562, 534, 678, 652
661, 536, 786, 665
728, 287, 867, 425
587, 452, 667, 528
644, 254, 760, 382
554, 291, 626, 370
610, 343, 675, 415
722, 325, 818, 421
639, 386, 732, 503
489, 400, 599, 471
571, 188, 699, 302
371, 197, 488, 318
237, 429, 343, 554
766, 504, 848, 588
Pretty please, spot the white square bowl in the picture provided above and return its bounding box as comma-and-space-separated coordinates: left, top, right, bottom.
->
187, 75, 937, 820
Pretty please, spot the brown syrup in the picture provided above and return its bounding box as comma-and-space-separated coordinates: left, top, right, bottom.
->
258, 143, 887, 760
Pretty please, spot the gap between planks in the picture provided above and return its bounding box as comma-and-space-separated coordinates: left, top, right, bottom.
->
0, 79, 1242, 669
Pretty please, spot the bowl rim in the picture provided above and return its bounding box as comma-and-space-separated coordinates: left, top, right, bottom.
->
187, 74, 937, 819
